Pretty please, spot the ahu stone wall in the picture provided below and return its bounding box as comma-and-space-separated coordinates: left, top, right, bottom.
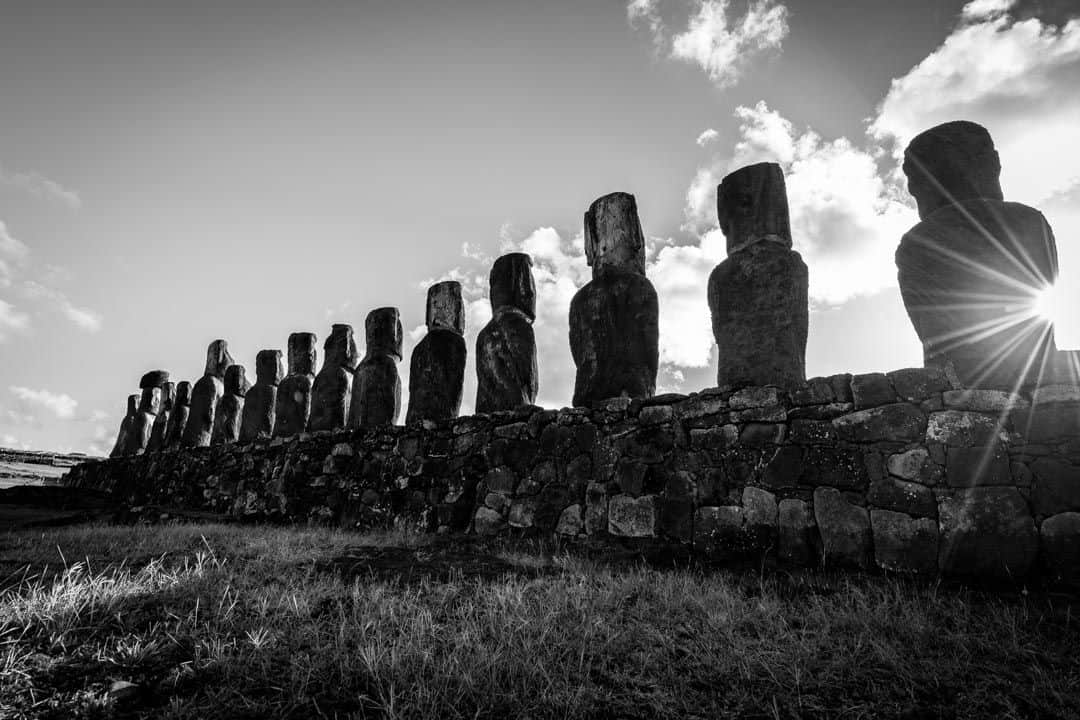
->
64, 366, 1080, 584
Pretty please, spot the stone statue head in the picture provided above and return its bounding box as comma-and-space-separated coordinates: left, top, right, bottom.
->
584, 192, 646, 277
224, 365, 250, 397
366, 307, 403, 360
323, 324, 358, 369
490, 253, 536, 320
175, 381, 192, 406
126, 393, 139, 417
256, 350, 285, 385
160, 381, 176, 411
903, 120, 1004, 220
287, 332, 317, 376
139, 370, 170, 390
717, 162, 792, 253
138, 386, 162, 414
204, 340, 233, 379
426, 281, 465, 334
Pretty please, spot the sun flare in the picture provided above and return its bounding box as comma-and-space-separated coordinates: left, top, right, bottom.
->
1032, 283, 1067, 329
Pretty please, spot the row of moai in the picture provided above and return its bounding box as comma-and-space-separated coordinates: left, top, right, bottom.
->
111, 120, 1062, 457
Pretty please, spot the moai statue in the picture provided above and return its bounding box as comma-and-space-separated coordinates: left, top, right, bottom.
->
708, 163, 808, 389
109, 394, 139, 458
309, 324, 358, 432
182, 339, 233, 447
350, 307, 403, 427
406, 281, 467, 423
124, 370, 169, 455
476, 253, 538, 412
212, 365, 250, 445
273, 332, 317, 437
146, 381, 175, 453
163, 381, 192, 448
569, 192, 659, 407
240, 350, 284, 442
897, 121, 1059, 388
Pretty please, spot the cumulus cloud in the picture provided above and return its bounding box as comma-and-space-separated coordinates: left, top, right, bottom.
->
869, 2, 1080, 205
0, 222, 30, 288
9, 386, 79, 420
0, 168, 82, 210
629, 0, 789, 89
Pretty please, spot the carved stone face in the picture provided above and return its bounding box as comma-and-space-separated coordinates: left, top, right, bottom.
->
426, 281, 465, 334
716, 162, 791, 253
126, 393, 139, 417
366, 307, 403, 360
489, 253, 536, 320
224, 365, 250, 397
204, 340, 234, 378
174, 381, 192, 406
139, 370, 171, 390
584, 192, 646, 277
903, 120, 1004, 220
323, 324, 358, 369
138, 387, 162, 414
256, 350, 285, 385
288, 332, 318, 376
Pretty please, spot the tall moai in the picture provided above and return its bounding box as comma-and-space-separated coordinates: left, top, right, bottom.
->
309, 324, 358, 432
476, 253, 538, 413
350, 307, 403, 427
109, 394, 139, 458
146, 380, 175, 453
896, 121, 1059, 388
163, 381, 192, 448
212, 365, 250, 445
708, 163, 808, 389
569, 192, 659, 407
240, 350, 284, 442
182, 339, 234, 447
273, 332, 317, 437
124, 370, 169, 455
406, 281, 467, 423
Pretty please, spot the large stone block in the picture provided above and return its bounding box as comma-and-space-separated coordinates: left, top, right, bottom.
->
937, 487, 1037, 580
887, 367, 951, 403
868, 477, 937, 518
778, 498, 817, 565
608, 494, 656, 537
945, 445, 1011, 487
1012, 404, 1080, 444
926, 411, 1006, 447
871, 509, 938, 574
694, 505, 746, 555
832, 404, 926, 443
886, 447, 941, 486
1030, 458, 1080, 516
1039, 512, 1080, 586
851, 373, 897, 409
813, 487, 871, 569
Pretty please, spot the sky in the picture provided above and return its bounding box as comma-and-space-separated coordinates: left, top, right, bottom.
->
0, 0, 1078, 455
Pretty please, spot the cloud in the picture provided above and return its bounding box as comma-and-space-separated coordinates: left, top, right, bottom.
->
696, 128, 720, 146
961, 0, 1016, 22
0, 299, 29, 340
869, 3, 1080, 206
0, 168, 82, 210
20, 280, 103, 333
0, 221, 30, 288
9, 386, 79, 420
629, 0, 789, 89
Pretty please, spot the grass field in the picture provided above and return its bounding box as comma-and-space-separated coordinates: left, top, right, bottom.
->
1, 523, 1078, 719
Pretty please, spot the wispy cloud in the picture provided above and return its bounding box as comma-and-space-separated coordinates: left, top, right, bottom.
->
9, 386, 79, 420
20, 280, 103, 333
0, 167, 82, 210
695, 128, 720, 146
629, 0, 790, 89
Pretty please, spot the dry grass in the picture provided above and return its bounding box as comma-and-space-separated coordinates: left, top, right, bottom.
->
1, 523, 1078, 719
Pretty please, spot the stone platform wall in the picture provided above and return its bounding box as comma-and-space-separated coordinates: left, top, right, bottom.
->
63, 367, 1080, 583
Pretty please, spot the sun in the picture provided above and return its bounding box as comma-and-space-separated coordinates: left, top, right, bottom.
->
1032, 283, 1067, 329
